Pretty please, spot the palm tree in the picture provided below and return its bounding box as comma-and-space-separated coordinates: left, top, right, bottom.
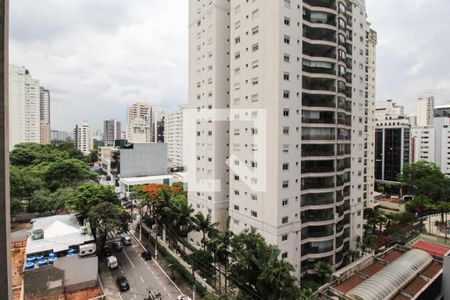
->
314, 261, 332, 284
164, 199, 194, 250
194, 212, 218, 250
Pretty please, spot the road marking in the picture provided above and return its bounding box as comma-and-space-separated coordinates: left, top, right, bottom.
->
117, 292, 124, 300
123, 249, 136, 268
130, 231, 183, 294
140, 276, 145, 283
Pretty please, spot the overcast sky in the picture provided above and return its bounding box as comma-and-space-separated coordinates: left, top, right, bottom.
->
10, 0, 450, 131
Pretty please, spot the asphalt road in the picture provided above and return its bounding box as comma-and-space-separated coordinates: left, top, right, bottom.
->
99, 233, 184, 300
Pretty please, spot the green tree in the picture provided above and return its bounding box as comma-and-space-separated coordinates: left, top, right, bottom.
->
194, 212, 218, 250
397, 161, 450, 201
87, 202, 131, 251
10, 197, 24, 215
229, 230, 300, 300
69, 183, 119, 217
10, 165, 43, 199
190, 249, 215, 279
44, 159, 97, 190
407, 195, 433, 230
28, 188, 73, 215
313, 261, 332, 284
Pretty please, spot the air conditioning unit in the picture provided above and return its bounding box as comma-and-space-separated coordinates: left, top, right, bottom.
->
31, 229, 44, 240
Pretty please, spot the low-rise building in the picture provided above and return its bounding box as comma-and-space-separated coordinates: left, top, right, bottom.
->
317, 244, 447, 300
377, 197, 408, 216
23, 214, 101, 300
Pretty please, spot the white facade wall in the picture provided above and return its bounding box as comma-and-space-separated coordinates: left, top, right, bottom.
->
434, 117, 450, 176
127, 102, 151, 143
73, 122, 93, 154
417, 93, 434, 127
165, 106, 185, 167
39, 87, 50, 144
9, 64, 41, 150
411, 127, 435, 163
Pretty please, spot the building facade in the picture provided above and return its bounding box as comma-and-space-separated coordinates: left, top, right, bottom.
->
127, 102, 151, 143
417, 93, 434, 127
39, 87, 50, 145
103, 119, 121, 146
73, 122, 93, 155
434, 105, 450, 176
188, 0, 374, 279
165, 106, 185, 167
9, 65, 41, 149
411, 127, 435, 163
50, 130, 71, 142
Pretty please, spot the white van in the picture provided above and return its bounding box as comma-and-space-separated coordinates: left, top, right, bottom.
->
107, 256, 118, 269
79, 243, 96, 257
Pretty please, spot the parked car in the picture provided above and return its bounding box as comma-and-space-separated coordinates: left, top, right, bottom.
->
112, 241, 123, 251
106, 256, 118, 269
116, 275, 130, 292
177, 295, 192, 300
141, 251, 152, 261
103, 245, 112, 257
121, 235, 132, 246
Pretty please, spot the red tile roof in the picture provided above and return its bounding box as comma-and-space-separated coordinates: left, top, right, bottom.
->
335, 275, 365, 293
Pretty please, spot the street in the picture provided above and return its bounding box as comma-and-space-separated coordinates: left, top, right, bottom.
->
99, 232, 185, 300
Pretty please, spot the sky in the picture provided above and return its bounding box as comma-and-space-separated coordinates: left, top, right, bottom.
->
10, 0, 450, 132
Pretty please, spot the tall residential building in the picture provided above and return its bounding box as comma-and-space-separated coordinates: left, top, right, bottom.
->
411, 127, 435, 163
408, 114, 418, 127
165, 106, 185, 167
39, 87, 50, 144
375, 102, 411, 182
127, 102, 151, 143
417, 93, 434, 127
103, 119, 121, 146
188, 0, 374, 279
50, 130, 71, 142
73, 122, 93, 155
364, 27, 377, 208
434, 105, 450, 175
151, 106, 166, 143
9, 65, 41, 150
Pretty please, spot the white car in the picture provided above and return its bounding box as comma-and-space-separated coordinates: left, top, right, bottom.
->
106, 256, 118, 269
177, 295, 192, 300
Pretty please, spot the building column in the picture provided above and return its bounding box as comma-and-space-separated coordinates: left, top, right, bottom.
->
0, 0, 11, 298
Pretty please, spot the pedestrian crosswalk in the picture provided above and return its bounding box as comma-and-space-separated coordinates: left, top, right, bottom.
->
106, 229, 126, 241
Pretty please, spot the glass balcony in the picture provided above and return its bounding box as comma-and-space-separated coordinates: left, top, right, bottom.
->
336, 158, 351, 171
302, 93, 336, 108
303, 42, 336, 59
303, 9, 336, 26
303, 77, 336, 92
302, 144, 335, 157
302, 224, 334, 239
302, 240, 334, 255
301, 192, 335, 206
302, 127, 336, 140
301, 208, 334, 223
302, 176, 335, 190
302, 160, 335, 173
303, 110, 335, 124
304, 0, 337, 10
303, 25, 337, 42
303, 60, 336, 75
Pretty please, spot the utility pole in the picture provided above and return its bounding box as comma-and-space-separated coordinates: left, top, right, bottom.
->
153, 223, 158, 259
192, 263, 196, 300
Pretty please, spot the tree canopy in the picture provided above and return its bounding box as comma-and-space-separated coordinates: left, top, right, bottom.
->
68, 183, 120, 217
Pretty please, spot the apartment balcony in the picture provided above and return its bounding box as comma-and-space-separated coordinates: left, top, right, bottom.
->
303, 0, 336, 10
303, 25, 337, 43
302, 160, 335, 174
337, 143, 351, 156
302, 144, 335, 157
302, 110, 336, 125
302, 63, 336, 77
301, 240, 335, 258
302, 127, 336, 141
301, 208, 334, 224
302, 224, 335, 240
303, 42, 336, 59
303, 77, 336, 92
301, 176, 335, 190
302, 93, 336, 109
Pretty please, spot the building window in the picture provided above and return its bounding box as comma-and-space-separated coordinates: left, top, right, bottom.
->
283, 90, 290, 99
282, 199, 288, 206
252, 43, 259, 52
251, 211, 258, 217
282, 216, 289, 224
282, 235, 288, 241
283, 127, 289, 135
251, 194, 257, 201
284, 17, 290, 26
282, 163, 289, 170
283, 54, 290, 63
234, 205, 240, 211
282, 252, 288, 259
282, 180, 289, 188
252, 26, 259, 35
283, 72, 290, 81
283, 35, 290, 45
283, 108, 289, 116
234, 190, 240, 195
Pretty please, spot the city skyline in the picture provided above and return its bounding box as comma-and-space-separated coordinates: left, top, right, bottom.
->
10, 0, 450, 131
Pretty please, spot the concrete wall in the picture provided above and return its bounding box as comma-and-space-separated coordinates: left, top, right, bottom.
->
120, 143, 167, 177
443, 255, 450, 300
54, 255, 98, 292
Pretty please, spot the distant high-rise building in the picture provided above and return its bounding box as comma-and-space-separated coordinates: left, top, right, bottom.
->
188, 0, 375, 279
103, 119, 121, 146
408, 114, 418, 127
433, 105, 450, 176
417, 93, 434, 127
9, 65, 41, 149
151, 106, 166, 143
411, 127, 435, 163
73, 122, 93, 154
50, 130, 71, 142
165, 106, 184, 167
39, 87, 50, 145
127, 102, 151, 143
375, 102, 411, 181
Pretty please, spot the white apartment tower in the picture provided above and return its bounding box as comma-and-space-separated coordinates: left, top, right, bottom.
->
165, 106, 185, 167
417, 93, 434, 127
188, 0, 374, 279
127, 102, 151, 143
39, 87, 50, 145
9, 65, 41, 150
73, 122, 93, 154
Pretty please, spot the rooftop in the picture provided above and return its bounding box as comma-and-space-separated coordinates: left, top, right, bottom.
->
120, 174, 174, 186
412, 240, 450, 258
319, 245, 445, 300
26, 214, 93, 255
